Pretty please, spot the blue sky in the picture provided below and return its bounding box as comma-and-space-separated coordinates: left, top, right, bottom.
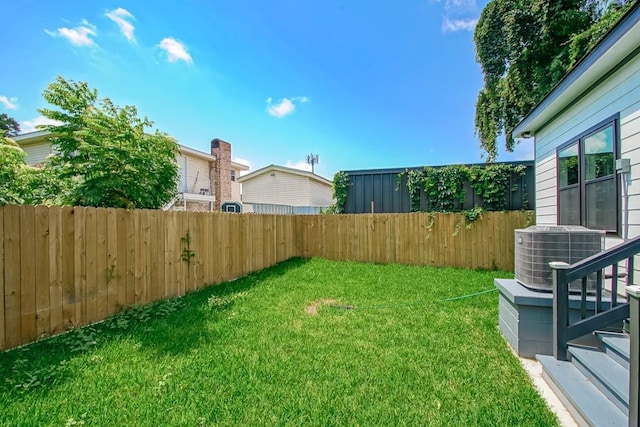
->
0, 0, 533, 179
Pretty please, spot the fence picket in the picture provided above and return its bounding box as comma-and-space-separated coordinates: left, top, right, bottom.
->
35, 206, 50, 340
140, 209, 152, 303
61, 207, 75, 329
74, 207, 86, 326
105, 208, 118, 316
95, 208, 108, 321
124, 209, 135, 306
19, 206, 36, 343
155, 211, 166, 298
3, 205, 20, 349
48, 206, 63, 336
148, 210, 158, 300
115, 209, 126, 310
134, 209, 144, 304
85, 207, 97, 323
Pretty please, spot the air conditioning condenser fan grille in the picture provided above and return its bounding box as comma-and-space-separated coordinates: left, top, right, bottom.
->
514, 225, 604, 292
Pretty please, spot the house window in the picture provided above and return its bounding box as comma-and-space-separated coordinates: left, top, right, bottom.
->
230, 169, 236, 182
556, 116, 618, 233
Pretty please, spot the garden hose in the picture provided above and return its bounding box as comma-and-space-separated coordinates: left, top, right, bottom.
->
329, 287, 497, 310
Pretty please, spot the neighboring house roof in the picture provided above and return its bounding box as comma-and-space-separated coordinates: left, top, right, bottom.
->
512, 3, 640, 139
231, 161, 249, 171
13, 130, 51, 144
237, 164, 332, 186
179, 145, 215, 161
14, 130, 217, 162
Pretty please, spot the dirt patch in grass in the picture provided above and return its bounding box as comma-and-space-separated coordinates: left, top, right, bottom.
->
304, 298, 338, 315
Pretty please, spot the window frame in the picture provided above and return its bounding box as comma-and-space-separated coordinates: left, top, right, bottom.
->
555, 114, 620, 235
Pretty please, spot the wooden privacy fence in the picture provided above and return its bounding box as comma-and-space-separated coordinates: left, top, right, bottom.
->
0, 206, 532, 350
0, 205, 298, 352
298, 211, 531, 270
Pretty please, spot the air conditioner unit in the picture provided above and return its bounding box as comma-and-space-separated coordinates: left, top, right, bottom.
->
514, 225, 604, 292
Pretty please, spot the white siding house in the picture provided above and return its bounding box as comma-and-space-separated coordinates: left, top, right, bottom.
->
513, 3, 640, 252
12, 131, 53, 166
172, 145, 216, 211
509, 7, 640, 422
11, 131, 249, 212
238, 164, 333, 213
230, 161, 248, 202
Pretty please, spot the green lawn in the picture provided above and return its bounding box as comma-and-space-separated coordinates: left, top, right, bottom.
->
0, 258, 558, 426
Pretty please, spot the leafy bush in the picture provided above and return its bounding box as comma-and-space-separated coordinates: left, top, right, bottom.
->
38, 77, 180, 209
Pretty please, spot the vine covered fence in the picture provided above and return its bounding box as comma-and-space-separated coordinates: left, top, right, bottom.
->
0, 205, 532, 350
339, 161, 534, 214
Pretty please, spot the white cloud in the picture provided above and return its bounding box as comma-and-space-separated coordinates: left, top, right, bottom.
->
434, 0, 479, 33
267, 98, 295, 118
0, 96, 18, 110
45, 22, 97, 46
158, 37, 193, 63
444, 0, 477, 12
285, 160, 313, 172
442, 17, 478, 32
106, 8, 135, 42
266, 96, 309, 118
81, 19, 97, 31
585, 131, 611, 154
20, 116, 64, 133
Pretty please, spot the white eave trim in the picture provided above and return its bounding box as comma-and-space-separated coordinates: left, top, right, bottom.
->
237, 164, 332, 186
512, 4, 640, 139
15, 131, 219, 162
13, 130, 52, 142
179, 145, 216, 161
231, 161, 250, 171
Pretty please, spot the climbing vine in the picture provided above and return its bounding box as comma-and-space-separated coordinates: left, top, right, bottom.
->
328, 171, 350, 214
181, 230, 196, 265
396, 163, 527, 219
468, 164, 526, 211
405, 169, 424, 212
423, 166, 467, 212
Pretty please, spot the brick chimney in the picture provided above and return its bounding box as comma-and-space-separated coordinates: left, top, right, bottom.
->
210, 138, 232, 210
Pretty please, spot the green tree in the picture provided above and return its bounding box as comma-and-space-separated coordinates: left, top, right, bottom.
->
38, 77, 180, 209
474, 0, 632, 160
0, 113, 21, 137
0, 132, 27, 205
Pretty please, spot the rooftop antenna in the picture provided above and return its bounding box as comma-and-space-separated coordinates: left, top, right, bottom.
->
306, 153, 319, 173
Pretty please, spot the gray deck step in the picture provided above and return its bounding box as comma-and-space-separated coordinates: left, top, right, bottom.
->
596, 332, 630, 370
537, 355, 627, 427
568, 346, 629, 415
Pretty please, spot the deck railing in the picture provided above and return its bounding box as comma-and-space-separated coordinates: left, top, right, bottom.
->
550, 236, 640, 427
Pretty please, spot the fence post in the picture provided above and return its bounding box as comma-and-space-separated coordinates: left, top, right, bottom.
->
551, 261, 571, 361
627, 285, 640, 427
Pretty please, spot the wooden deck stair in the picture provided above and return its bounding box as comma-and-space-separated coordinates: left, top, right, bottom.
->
537, 331, 630, 426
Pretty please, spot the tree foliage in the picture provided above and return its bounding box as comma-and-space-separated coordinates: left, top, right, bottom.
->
0, 113, 20, 137
0, 132, 28, 205
474, 0, 632, 160
37, 77, 180, 209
